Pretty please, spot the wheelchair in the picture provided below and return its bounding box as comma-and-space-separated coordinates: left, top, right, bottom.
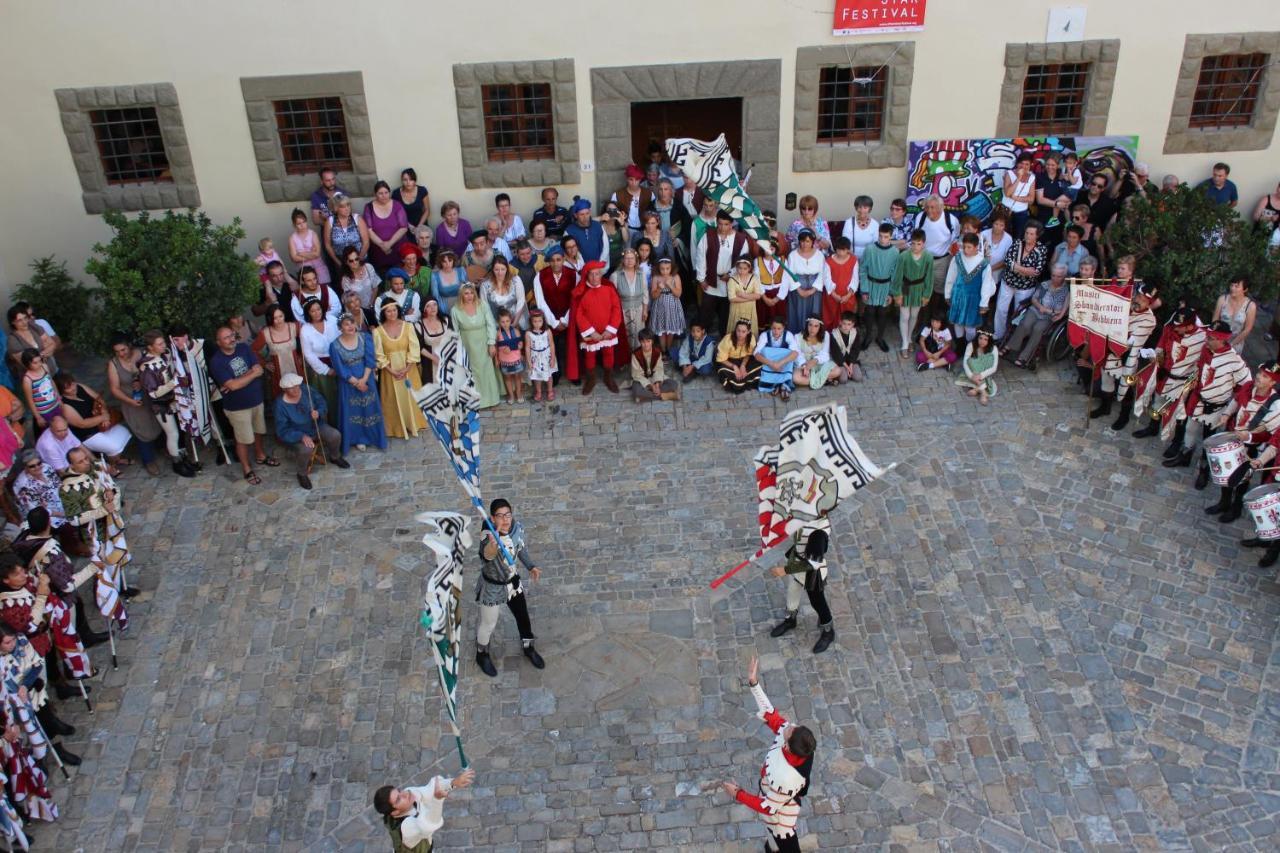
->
1001, 303, 1071, 370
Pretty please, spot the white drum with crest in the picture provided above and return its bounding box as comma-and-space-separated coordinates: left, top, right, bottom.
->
1204, 433, 1247, 486
1245, 483, 1280, 541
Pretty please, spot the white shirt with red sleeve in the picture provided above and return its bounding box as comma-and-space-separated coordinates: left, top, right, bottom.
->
733, 681, 806, 839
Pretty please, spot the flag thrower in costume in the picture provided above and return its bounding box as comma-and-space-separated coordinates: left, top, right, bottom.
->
417, 512, 471, 768
411, 333, 513, 564
710, 403, 888, 589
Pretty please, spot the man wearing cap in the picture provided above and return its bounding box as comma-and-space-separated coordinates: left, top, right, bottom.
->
397, 243, 432, 303
568, 261, 623, 394
376, 268, 423, 324
273, 373, 349, 490
611, 164, 654, 231
1204, 360, 1280, 523
564, 199, 609, 266
1089, 281, 1159, 431
1132, 307, 1204, 439
1165, 320, 1252, 474
695, 210, 750, 335
534, 246, 576, 378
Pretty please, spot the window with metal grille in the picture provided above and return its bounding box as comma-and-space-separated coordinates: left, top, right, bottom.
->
89, 107, 172, 185
1189, 53, 1269, 129
816, 66, 887, 144
481, 84, 554, 162
273, 97, 352, 175
1018, 63, 1090, 135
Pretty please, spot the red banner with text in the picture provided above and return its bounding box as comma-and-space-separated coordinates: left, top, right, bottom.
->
834, 0, 927, 36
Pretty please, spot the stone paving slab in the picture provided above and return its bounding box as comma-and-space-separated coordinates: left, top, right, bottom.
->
36, 347, 1280, 851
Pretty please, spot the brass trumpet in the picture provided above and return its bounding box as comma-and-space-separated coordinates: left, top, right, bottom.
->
1150, 375, 1197, 419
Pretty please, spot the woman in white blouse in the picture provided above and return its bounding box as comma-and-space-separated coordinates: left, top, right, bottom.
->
299, 298, 340, 426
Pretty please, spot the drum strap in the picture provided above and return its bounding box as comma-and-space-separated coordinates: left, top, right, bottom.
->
1248, 391, 1280, 431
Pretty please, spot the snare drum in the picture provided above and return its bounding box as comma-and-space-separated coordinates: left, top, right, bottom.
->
1245, 483, 1280, 541
1205, 433, 1247, 486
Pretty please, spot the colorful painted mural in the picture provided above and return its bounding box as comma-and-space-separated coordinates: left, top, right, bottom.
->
904, 135, 1139, 220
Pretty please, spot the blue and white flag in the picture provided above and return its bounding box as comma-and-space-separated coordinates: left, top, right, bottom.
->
418, 511, 471, 766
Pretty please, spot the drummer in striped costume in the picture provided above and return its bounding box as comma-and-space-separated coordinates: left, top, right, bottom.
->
1164, 321, 1252, 476
1089, 281, 1159, 431
1204, 360, 1280, 523
1240, 430, 1280, 568
720, 655, 816, 853
1133, 307, 1204, 439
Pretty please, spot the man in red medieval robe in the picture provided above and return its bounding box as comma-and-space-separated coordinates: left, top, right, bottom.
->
568, 261, 624, 394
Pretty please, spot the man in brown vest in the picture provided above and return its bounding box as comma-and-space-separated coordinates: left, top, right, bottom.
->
695, 210, 750, 336
610, 164, 654, 231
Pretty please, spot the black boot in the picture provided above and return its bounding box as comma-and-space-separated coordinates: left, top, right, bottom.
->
1163, 449, 1193, 468
1111, 397, 1133, 432
1089, 396, 1112, 419
1220, 485, 1246, 523
1205, 487, 1232, 515
1163, 422, 1188, 458
1242, 537, 1266, 548
1194, 464, 1210, 490
75, 593, 109, 647
522, 643, 545, 669
1262, 545, 1280, 568
475, 646, 497, 678
37, 705, 75, 738
1132, 420, 1159, 438
172, 458, 196, 478
1076, 365, 1092, 390
812, 625, 836, 654
769, 614, 798, 638
52, 742, 81, 767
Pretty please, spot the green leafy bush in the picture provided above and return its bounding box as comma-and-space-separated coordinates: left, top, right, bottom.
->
82, 210, 259, 351
1107, 185, 1279, 316
13, 257, 97, 346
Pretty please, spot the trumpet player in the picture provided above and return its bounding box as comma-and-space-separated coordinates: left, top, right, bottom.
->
1089, 279, 1159, 431
1164, 322, 1251, 476
1204, 361, 1280, 524
1133, 307, 1204, 439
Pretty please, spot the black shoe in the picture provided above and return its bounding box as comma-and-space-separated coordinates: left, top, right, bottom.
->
1205, 500, 1228, 515
1194, 466, 1210, 490
1162, 449, 1191, 467
1089, 400, 1112, 419
769, 615, 797, 638
812, 628, 836, 655
1162, 442, 1183, 460
80, 631, 109, 648
522, 645, 545, 669
52, 743, 81, 767
1262, 546, 1280, 568
42, 711, 75, 737
915, 362, 928, 373
54, 681, 90, 701
1220, 505, 1243, 524
475, 650, 497, 678
120, 586, 141, 599
172, 460, 196, 478
1132, 423, 1159, 438
1111, 403, 1132, 432
1242, 537, 1266, 548
297, 474, 312, 490
214, 448, 229, 466
332, 457, 351, 470
876, 339, 889, 353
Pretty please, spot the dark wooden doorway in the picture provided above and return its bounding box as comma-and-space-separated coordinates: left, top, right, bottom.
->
631, 98, 743, 167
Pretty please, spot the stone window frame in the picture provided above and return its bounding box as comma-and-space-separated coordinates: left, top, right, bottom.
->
453, 59, 579, 189
996, 40, 1120, 137
54, 83, 200, 214
240, 71, 378, 203
1164, 31, 1280, 155
591, 60, 781, 211
793, 43, 916, 172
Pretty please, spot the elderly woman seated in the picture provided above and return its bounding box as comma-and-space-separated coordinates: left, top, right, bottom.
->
1001, 263, 1071, 369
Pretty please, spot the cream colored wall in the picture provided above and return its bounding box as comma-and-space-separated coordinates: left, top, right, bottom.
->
1, 1, 1277, 306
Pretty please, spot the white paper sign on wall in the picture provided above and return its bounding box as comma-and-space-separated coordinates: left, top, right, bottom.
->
1046, 7, 1086, 43
581, 161, 595, 173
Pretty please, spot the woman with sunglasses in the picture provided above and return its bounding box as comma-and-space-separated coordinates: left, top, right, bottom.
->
786, 195, 832, 254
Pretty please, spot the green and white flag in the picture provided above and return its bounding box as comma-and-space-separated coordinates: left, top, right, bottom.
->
418, 511, 471, 767
667, 134, 771, 243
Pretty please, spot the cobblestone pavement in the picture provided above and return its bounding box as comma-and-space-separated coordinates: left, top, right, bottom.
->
40, 346, 1280, 852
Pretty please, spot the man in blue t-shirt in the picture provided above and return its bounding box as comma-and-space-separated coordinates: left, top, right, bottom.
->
207, 326, 272, 485
1198, 162, 1239, 208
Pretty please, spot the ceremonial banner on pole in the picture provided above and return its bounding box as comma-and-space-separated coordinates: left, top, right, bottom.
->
711, 403, 887, 588
666, 135, 770, 243
1067, 280, 1132, 367
418, 512, 471, 767
413, 334, 513, 561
